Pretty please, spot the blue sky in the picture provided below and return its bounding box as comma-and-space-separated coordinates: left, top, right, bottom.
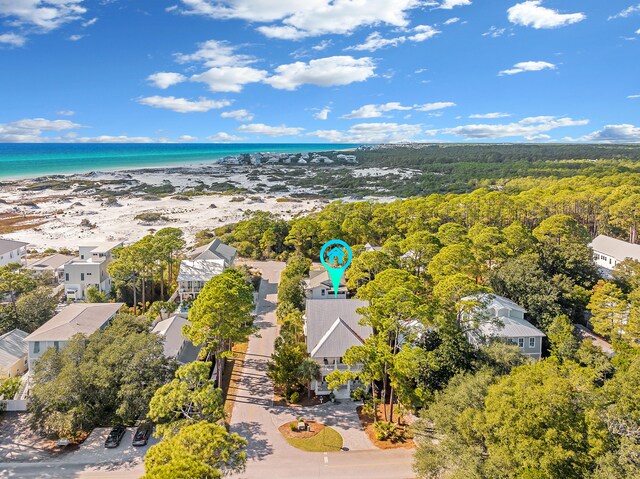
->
0, 0, 639, 143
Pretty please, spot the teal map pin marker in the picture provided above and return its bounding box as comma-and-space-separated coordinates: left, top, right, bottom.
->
319, 239, 352, 297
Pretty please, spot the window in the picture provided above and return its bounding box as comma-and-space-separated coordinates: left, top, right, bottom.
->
518, 338, 524, 348
321, 289, 325, 296
87, 272, 91, 276
80, 254, 85, 259
529, 337, 536, 348
81, 273, 85, 281
65, 273, 69, 281
54, 341, 59, 351
34, 341, 40, 353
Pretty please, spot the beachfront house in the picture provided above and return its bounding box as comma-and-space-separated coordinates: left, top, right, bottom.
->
590, 234, 640, 278
63, 241, 123, 300
0, 329, 29, 379
305, 269, 348, 299
177, 259, 226, 302
189, 238, 237, 267
461, 293, 545, 359
26, 253, 75, 283
0, 238, 28, 268
304, 299, 371, 399
152, 314, 202, 364
25, 303, 123, 370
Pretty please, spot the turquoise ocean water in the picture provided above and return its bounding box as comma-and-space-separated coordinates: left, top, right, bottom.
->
0, 143, 359, 180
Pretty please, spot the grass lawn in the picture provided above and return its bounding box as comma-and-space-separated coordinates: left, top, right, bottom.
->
285, 426, 343, 452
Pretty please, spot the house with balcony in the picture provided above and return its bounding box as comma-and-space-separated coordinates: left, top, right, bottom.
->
461, 293, 545, 359
305, 269, 348, 299
0, 329, 28, 379
26, 253, 75, 283
25, 302, 123, 370
63, 241, 122, 300
304, 299, 371, 399
189, 238, 237, 267
590, 234, 640, 278
177, 259, 226, 302
0, 238, 28, 267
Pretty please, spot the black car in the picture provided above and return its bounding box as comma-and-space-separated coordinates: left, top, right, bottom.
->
132, 422, 153, 447
104, 426, 126, 448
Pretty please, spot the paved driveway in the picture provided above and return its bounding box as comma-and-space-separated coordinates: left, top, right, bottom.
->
229, 261, 415, 479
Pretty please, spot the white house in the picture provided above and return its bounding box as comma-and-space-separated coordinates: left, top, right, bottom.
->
177, 259, 226, 302
461, 294, 545, 359
0, 329, 28, 379
189, 238, 237, 267
363, 243, 382, 252
26, 254, 75, 283
590, 234, 640, 278
305, 269, 347, 299
25, 302, 123, 370
0, 238, 28, 267
63, 241, 123, 300
304, 299, 371, 399
152, 314, 202, 364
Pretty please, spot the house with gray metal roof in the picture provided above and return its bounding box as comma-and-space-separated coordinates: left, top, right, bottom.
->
461, 293, 545, 359
26, 253, 75, 283
152, 314, 201, 364
305, 269, 347, 299
25, 302, 124, 369
0, 238, 28, 268
0, 329, 28, 379
590, 234, 640, 278
177, 258, 226, 302
190, 238, 237, 267
304, 299, 371, 398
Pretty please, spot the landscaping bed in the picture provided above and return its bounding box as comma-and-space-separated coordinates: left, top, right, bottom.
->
278, 420, 343, 452
357, 405, 415, 450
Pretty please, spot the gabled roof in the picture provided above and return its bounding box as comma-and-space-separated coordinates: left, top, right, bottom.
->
0, 238, 28, 256
364, 243, 382, 252
152, 315, 201, 363
305, 299, 371, 358
306, 269, 346, 289
0, 329, 28, 367
191, 238, 237, 265
463, 293, 527, 314
25, 303, 124, 342
26, 254, 75, 271
177, 259, 225, 282
590, 235, 640, 262
478, 315, 545, 338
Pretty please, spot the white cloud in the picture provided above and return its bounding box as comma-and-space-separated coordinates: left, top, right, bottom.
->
147, 72, 187, 89
443, 17, 460, 24
0, 32, 26, 46
56, 110, 75, 116
508, 1, 585, 29
483, 26, 506, 37
343, 102, 412, 119
609, 4, 640, 20
73, 135, 157, 144
636, 28, 640, 34
415, 101, 456, 112
68, 34, 83, 41
628, 94, 640, 99
175, 39, 255, 68
237, 123, 304, 137
138, 96, 232, 113
191, 66, 268, 93
579, 124, 640, 143
178, 0, 422, 39
0, 0, 87, 32
312, 39, 332, 51
349, 25, 439, 52
310, 122, 424, 143
82, 17, 97, 27
469, 112, 511, 119
208, 132, 247, 142
265, 56, 375, 90
0, 117, 82, 142
314, 106, 331, 120
221, 109, 254, 122
439, 116, 588, 139
178, 135, 198, 142
439, 0, 471, 10
499, 60, 556, 76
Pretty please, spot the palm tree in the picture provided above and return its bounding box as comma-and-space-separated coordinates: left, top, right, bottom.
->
297, 358, 321, 399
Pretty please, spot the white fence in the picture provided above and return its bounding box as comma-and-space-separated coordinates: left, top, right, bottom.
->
1, 399, 28, 411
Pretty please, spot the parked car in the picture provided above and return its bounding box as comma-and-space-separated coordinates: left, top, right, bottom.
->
132, 422, 153, 446
104, 426, 126, 448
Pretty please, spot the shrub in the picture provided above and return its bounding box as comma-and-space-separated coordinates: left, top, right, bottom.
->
373, 421, 399, 442
290, 422, 297, 431
134, 212, 170, 223
289, 391, 300, 403
80, 218, 96, 229
351, 387, 368, 401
